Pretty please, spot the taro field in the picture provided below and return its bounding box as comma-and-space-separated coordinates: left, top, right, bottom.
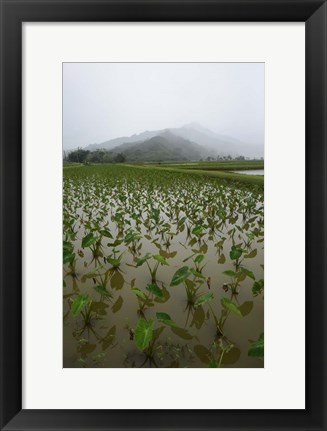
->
63, 164, 264, 368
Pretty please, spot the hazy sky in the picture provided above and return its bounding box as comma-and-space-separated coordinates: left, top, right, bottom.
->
63, 63, 264, 150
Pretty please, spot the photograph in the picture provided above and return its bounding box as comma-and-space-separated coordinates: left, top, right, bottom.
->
63, 62, 264, 368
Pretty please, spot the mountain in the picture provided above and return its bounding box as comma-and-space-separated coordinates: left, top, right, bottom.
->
85, 130, 163, 152
83, 123, 263, 160
108, 131, 210, 162
171, 122, 262, 157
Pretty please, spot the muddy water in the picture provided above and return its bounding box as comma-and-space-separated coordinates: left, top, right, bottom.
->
63, 166, 264, 368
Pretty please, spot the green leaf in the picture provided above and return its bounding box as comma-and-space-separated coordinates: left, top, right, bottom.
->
134, 319, 154, 351
252, 279, 264, 296
248, 333, 264, 357
82, 265, 103, 283
63, 250, 75, 264
94, 284, 112, 298
153, 255, 169, 266
124, 231, 136, 243
82, 233, 97, 248
194, 254, 205, 264
240, 267, 255, 280
154, 286, 170, 304
71, 294, 89, 317
136, 253, 152, 267
183, 253, 196, 263
107, 256, 121, 268
230, 245, 243, 260
178, 216, 187, 226
244, 249, 257, 259
156, 312, 177, 327
63, 240, 73, 252
190, 268, 205, 278
208, 359, 218, 368
194, 292, 214, 307
156, 312, 171, 321
221, 297, 242, 317
146, 283, 163, 298
170, 266, 190, 286
131, 288, 147, 301
192, 225, 204, 236
101, 229, 113, 238
223, 270, 236, 277
108, 239, 123, 247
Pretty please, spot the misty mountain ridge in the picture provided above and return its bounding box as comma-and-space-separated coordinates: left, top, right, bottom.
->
82, 123, 263, 161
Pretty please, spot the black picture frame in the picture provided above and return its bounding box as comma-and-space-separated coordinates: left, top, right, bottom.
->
0, 0, 326, 430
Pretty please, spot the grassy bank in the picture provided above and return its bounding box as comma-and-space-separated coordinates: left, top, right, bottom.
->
126, 160, 264, 189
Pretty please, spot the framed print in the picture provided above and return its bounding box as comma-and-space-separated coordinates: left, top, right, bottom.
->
0, 0, 326, 430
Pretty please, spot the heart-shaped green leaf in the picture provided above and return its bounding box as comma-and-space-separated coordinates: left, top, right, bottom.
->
194, 292, 214, 307
136, 253, 152, 267
223, 270, 236, 277
248, 333, 264, 357
156, 312, 177, 327
146, 283, 163, 298
134, 319, 154, 351
131, 288, 147, 301
170, 266, 190, 286
221, 297, 242, 317
192, 226, 204, 236
82, 233, 97, 248
71, 294, 90, 317
153, 255, 169, 266
230, 245, 243, 260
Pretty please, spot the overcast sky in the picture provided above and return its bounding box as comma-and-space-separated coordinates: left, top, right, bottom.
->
63, 63, 264, 151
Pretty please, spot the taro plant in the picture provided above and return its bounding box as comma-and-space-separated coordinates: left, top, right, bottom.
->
124, 229, 142, 255
170, 266, 213, 308
81, 232, 104, 265
135, 253, 169, 283
133, 318, 167, 367
70, 293, 97, 332
248, 333, 264, 358
131, 287, 154, 313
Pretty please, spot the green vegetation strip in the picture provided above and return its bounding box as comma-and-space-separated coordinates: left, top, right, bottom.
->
150, 160, 264, 171
124, 162, 264, 189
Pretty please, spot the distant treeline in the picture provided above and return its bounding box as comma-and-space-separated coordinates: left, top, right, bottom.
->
63, 147, 256, 164
64, 148, 126, 164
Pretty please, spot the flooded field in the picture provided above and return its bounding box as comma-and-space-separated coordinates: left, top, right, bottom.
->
232, 169, 264, 176
63, 164, 264, 368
